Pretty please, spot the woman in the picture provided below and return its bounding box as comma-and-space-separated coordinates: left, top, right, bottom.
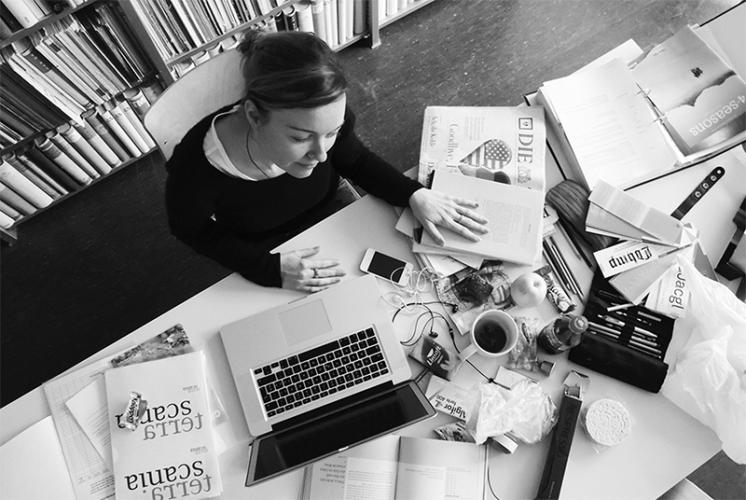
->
166, 30, 487, 292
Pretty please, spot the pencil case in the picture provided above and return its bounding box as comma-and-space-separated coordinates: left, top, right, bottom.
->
568, 272, 674, 393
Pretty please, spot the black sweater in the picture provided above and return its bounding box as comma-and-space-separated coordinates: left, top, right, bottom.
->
165, 106, 422, 287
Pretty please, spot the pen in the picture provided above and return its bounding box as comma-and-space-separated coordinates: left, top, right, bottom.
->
588, 325, 662, 357
607, 303, 634, 312
543, 248, 573, 297
545, 238, 582, 297
605, 309, 659, 331
601, 315, 658, 339
589, 321, 659, 347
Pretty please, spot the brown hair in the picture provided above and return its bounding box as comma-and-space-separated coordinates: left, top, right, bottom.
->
237, 30, 348, 116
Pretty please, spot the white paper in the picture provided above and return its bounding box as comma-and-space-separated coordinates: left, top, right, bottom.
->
0, 416, 76, 500
65, 376, 112, 468
393, 462, 446, 500
343, 457, 397, 500
540, 58, 679, 189
42, 355, 120, 500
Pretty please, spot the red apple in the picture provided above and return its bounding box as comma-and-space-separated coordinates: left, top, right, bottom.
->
510, 272, 547, 307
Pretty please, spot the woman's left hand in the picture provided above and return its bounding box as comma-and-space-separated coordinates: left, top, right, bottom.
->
408, 188, 489, 245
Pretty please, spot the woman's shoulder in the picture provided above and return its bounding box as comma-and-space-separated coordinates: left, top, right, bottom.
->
165, 103, 239, 175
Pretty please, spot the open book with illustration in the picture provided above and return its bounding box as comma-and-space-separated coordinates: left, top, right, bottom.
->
301, 434, 487, 500
532, 3, 746, 190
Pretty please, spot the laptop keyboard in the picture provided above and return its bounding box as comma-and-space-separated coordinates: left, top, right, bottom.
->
253, 327, 390, 417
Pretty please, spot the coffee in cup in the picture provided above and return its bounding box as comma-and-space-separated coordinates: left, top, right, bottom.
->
459, 310, 518, 360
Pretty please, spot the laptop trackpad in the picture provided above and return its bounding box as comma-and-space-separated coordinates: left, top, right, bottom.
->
279, 300, 332, 346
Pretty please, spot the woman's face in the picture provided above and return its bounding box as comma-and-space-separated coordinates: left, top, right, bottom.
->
248, 94, 347, 179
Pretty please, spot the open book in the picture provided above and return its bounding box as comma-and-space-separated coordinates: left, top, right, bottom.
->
420, 169, 544, 264
301, 434, 488, 500
533, 4, 746, 190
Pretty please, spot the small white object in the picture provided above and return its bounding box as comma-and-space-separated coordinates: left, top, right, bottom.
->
585, 398, 632, 446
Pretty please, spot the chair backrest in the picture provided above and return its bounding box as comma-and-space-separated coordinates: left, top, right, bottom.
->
144, 49, 245, 161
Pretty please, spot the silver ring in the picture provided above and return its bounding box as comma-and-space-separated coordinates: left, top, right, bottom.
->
312, 268, 319, 279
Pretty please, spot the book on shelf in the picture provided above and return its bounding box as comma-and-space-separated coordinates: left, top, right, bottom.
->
0, 204, 16, 228
34, 135, 93, 185
0, 158, 54, 208
0, 198, 23, 219
0, 179, 36, 214
104, 350, 223, 500
24, 140, 81, 190
82, 107, 130, 162
295, 1, 314, 32
14, 146, 70, 195
46, 128, 101, 179
311, 0, 327, 44
57, 122, 112, 174
2, 151, 63, 199
301, 434, 488, 500
533, 7, 746, 191
0, 0, 46, 29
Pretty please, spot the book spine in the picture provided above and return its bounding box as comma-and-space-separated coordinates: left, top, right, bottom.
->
378, 0, 385, 21
3, 151, 62, 198
296, 1, 313, 32
0, 0, 43, 28
25, 143, 81, 191
72, 119, 119, 169
47, 129, 100, 179
345, 0, 353, 40
17, 152, 69, 195
59, 122, 112, 175
310, 0, 326, 43
0, 207, 15, 228
98, 104, 141, 157
82, 108, 130, 163
336, 0, 345, 44
385, 0, 397, 17
0, 181, 36, 215
283, 5, 299, 31
0, 198, 22, 219
34, 135, 93, 185
325, 0, 336, 47
117, 98, 156, 150
122, 88, 152, 118
0, 158, 54, 208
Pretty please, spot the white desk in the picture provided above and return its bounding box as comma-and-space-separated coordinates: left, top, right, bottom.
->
0, 186, 725, 499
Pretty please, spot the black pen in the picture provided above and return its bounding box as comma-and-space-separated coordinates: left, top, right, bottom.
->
588, 326, 662, 357
601, 315, 658, 339
548, 235, 582, 296
543, 247, 573, 297
589, 321, 659, 347
545, 238, 581, 296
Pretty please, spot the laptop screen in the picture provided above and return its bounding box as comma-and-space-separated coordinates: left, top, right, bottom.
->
246, 380, 435, 485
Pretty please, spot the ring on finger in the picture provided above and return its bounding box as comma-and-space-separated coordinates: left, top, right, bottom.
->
312, 268, 319, 279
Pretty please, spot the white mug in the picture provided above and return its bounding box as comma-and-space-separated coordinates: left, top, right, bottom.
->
459, 310, 518, 360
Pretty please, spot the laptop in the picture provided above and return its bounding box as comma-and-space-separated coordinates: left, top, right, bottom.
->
219, 274, 436, 486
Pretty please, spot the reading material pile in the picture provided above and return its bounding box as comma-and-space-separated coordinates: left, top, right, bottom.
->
586, 181, 701, 318
395, 106, 548, 275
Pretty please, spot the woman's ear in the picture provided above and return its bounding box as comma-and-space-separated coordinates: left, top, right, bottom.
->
243, 99, 264, 128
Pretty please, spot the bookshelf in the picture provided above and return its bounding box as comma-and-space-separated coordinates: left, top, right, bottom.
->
119, 0, 441, 85
0, 0, 440, 240
0, 0, 160, 238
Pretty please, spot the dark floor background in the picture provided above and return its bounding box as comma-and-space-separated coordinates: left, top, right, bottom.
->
2, 0, 744, 496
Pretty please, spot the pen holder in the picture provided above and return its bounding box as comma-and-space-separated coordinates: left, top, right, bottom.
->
568, 272, 674, 393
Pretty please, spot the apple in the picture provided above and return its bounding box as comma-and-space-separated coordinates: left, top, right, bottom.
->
510, 272, 547, 307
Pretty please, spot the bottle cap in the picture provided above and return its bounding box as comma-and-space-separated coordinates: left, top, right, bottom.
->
568, 315, 588, 334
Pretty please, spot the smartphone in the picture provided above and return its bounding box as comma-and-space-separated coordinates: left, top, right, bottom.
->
359, 248, 414, 287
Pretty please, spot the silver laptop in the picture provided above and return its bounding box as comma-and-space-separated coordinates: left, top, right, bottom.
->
220, 274, 435, 485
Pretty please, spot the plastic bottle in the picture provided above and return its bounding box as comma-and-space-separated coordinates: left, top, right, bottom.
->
538, 314, 588, 354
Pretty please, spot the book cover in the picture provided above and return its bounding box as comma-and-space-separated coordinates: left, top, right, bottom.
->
0, 179, 36, 214
417, 106, 546, 193
632, 25, 746, 154
82, 108, 130, 162
47, 129, 100, 179
105, 351, 223, 500
302, 434, 487, 500
3, 152, 62, 199
421, 170, 545, 264
25, 142, 81, 190
35, 135, 93, 185
58, 122, 113, 174
16, 151, 69, 195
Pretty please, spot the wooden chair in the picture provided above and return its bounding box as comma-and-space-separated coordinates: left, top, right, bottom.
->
143, 48, 360, 203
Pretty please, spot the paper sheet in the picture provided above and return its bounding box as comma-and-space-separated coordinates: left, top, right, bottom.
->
0, 416, 76, 500
65, 376, 112, 469
42, 355, 119, 500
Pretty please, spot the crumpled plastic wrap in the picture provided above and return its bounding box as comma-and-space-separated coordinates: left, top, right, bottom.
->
465, 379, 557, 445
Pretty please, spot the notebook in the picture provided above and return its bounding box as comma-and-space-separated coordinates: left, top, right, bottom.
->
219, 274, 435, 486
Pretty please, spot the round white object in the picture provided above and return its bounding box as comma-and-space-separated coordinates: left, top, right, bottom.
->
584, 399, 632, 447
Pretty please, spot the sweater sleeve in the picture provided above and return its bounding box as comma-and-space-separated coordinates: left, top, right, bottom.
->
165, 141, 284, 288
331, 109, 423, 206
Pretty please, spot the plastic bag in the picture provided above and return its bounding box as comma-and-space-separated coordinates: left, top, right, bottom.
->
660, 256, 746, 464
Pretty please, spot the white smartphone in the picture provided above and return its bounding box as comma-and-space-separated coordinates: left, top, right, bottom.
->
359, 248, 414, 287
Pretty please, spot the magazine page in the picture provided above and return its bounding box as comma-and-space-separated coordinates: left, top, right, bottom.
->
417, 106, 546, 192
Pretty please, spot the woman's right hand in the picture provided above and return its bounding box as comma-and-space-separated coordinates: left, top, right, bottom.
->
280, 246, 346, 293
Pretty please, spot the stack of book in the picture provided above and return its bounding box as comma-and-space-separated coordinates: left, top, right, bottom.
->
533, 7, 746, 191
0, 90, 157, 226
0, 0, 87, 33
396, 106, 547, 277
587, 180, 698, 318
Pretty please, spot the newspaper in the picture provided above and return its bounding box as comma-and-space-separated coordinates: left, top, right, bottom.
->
417, 106, 546, 191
